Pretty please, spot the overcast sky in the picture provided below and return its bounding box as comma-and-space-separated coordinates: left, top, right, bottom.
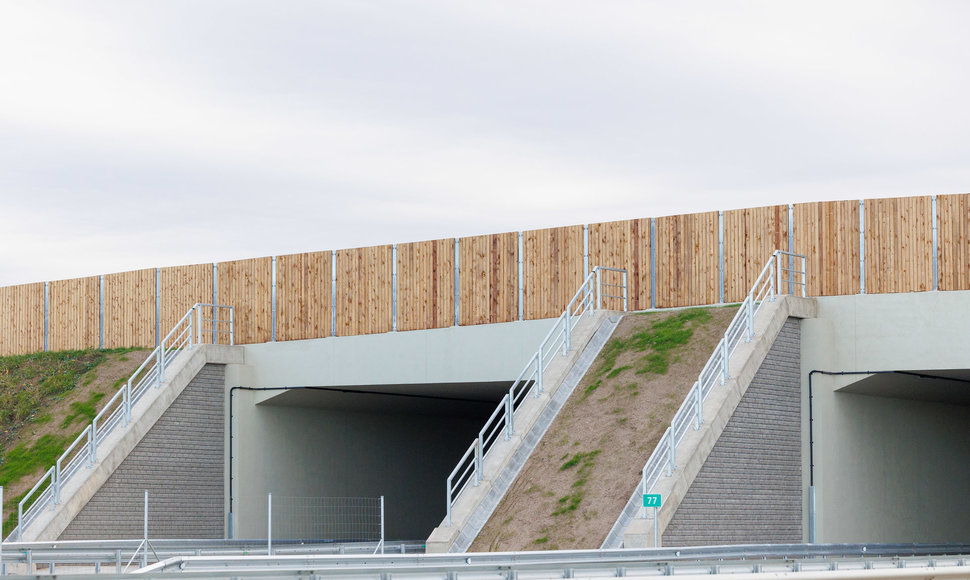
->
1, 1, 968, 286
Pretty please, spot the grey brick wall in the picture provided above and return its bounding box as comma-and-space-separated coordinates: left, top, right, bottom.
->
60, 364, 225, 540
663, 318, 801, 546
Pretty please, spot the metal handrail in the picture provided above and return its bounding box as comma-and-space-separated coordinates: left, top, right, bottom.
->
12, 303, 235, 541
635, 251, 806, 531
445, 266, 628, 525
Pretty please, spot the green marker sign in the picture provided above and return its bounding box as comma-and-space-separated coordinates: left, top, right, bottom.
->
643, 494, 661, 507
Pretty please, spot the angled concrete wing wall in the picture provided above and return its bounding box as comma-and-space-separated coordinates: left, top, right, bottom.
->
59, 364, 226, 540
662, 318, 801, 545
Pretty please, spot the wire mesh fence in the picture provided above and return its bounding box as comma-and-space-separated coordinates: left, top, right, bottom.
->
246, 496, 384, 544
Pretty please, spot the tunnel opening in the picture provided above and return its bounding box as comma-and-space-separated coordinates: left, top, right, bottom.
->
817, 369, 970, 543
229, 381, 508, 541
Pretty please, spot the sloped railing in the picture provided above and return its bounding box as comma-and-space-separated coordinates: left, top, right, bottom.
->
445, 267, 627, 526
633, 250, 805, 543
12, 304, 234, 541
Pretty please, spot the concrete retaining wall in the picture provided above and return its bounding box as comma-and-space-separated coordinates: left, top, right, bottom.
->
59, 364, 226, 540
663, 318, 801, 545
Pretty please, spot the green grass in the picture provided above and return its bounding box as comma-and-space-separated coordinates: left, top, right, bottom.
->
0, 347, 139, 536
554, 450, 601, 516
60, 392, 106, 429
596, 308, 711, 378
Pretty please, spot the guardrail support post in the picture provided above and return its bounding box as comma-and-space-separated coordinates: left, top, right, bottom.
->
769, 255, 777, 301
124, 379, 132, 426
775, 253, 782, 299
54, 463, 61, 504
196, 305, 203, 345
230, 307, 235, 345
156, 347, 164, 388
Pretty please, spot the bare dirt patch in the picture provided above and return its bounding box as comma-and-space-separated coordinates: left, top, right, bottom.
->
470, 306, 736, 551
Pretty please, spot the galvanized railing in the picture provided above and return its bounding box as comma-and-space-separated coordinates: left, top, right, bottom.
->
12, 304, 234, 541
638, 251, 805, 523
445, 267, 627, 526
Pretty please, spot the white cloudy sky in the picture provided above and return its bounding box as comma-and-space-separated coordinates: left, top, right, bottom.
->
1, 1, 968, 286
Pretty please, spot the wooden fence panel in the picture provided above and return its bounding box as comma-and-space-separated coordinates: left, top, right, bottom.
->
335, 246, 392, 336
217, 257, 272, 344
723, 205, 790, 302
103, 269, 156, 349
277, 251, 332, 341
938, 193, 970, 291
398, 239, 455, 332
588, 218, 651, 311
49, 276, 100, 351
458, 232, 518, 326
0, 283, 45, 355
160, 264, 214, 334
864, 196, 933, 294
655, 212, 719, 308
793, 201, 860, 296
523, 226, 584, 320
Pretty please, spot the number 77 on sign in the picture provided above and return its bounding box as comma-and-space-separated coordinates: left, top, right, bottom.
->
643, 494, 662, 507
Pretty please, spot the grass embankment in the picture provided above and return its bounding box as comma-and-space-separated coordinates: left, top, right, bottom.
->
0, 348, 145, 536
470, 306, 736, 551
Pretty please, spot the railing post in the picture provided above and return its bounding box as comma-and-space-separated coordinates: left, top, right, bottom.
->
666, 429, 675, 475
18, 505, 22, 541
594, 268, 603, 310
229, 306, 235, 345
446, 482, 452, 526
188, 306, 194, 349
537, 348, 544, 396
622, 270, 628, 311
474, 439, 483, 485
505, 395, 514, 439
693, 382, 703, 429
745, 297, 754, 342
196, 305, 203, 345
640, 468, 647, 519
720, 339, 729, 384
54, 462, 61, 504
124, 379, 131, 425
563, 312, 570, 355
769, 255, 776, 301
156, 347, 164, 388
87, 425, 95, 467
775, 252, 782, 298
801, 255, 808, 297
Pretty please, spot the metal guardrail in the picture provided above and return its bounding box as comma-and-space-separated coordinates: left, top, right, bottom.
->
11, 304, 235, 542
636, 251, 806, 533
445, 266, 627, 526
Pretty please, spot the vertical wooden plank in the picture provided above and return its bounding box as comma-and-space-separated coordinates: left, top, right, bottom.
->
938, 193, 970, 291
217, 257, 273, 345
655, 212, 719, 308
793, 200, 860, 296
48, 276, 100, 351
160, 263, 214, 334
458, 232, 518, 326
863, 196, 932, 294
722, 205, 789, 302
277, 251, 333, 341
523, 225, 584, 319
587, 218, 651, 311
103, 268, 156, 349
397, 239, 455, 332
0, 283, 45, 355
334, 245, 392, 336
